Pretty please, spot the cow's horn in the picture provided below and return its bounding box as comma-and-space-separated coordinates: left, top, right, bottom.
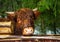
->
33, 8, 38, 11
5, 12, 14, 14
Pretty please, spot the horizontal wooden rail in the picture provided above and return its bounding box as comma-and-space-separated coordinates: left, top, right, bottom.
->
0, 35, 60, 42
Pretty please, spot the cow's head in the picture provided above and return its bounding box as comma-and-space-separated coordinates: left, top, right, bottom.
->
6, 8, 40, 20
6, 8, 40, 35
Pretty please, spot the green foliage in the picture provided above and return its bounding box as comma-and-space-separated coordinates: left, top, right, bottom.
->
21, 0, 37, 9
37, 0, 49, 12
36, 0, 59, 34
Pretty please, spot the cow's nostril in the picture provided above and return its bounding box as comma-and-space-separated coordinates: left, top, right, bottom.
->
25, 30, 27, 32
31, 30, 32, 31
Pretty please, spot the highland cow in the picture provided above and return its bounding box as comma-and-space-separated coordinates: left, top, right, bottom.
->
6, 8, 40, 35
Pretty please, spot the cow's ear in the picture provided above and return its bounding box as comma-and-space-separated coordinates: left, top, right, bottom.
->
33, 8, 40, 18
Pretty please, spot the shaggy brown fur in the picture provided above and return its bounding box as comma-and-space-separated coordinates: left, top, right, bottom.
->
14, 8, 35, 35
